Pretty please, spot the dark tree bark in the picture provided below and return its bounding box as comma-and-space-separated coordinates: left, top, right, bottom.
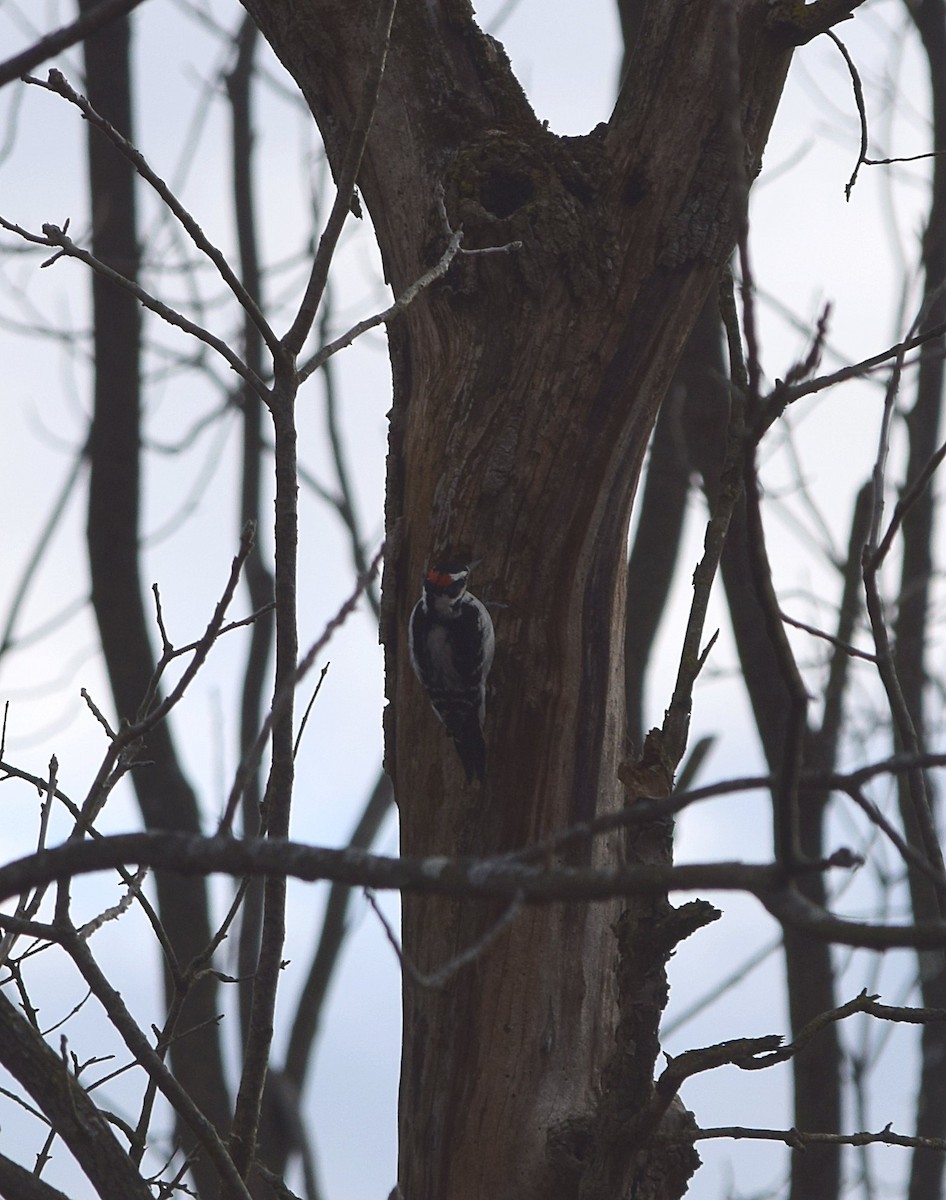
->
78, 4, 231, 1188
627, 287, 850, 1200
682, 303, 857, 1200
234, 3, 834, 1196
0, 989, 153, 1200
897, 5, 946, 1197
224, 12, 276, 1056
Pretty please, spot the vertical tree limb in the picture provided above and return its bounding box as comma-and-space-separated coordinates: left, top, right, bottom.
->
78, 6, 231, 1190
223, 12, 276, 1057
228, 390, 298, 1186
897, 4, 946, 1195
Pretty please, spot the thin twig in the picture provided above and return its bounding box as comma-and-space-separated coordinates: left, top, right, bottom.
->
137, 523, 255, 724
0, 450, 85, 659
861, 352, 946, 907
366, 887, 524, 988
80, 689, 116, 739
317, 288, 381, 618
781, 319, 946, 406
779, 609, 876, 662
282, 0, 399, 357
680, 1125, 946, 1151
158, 603, 275, 663
293, 663, 331, 761
27, 69, 281, 360
824, 30, 869, 200
298, 229, 463, 383
77, 866, 148, 938
298, 179, 520, 383
56, 922, 251, 1199
661, 274, 745, 765
623, 987, 915, 1146
0, 214, 269, 398
844, 786, 946, 891
864, 151, 946, 167
872, 431, 946, 569
740, 241, 808, 868
218, 543, 385, 834
0, 756, 59, 966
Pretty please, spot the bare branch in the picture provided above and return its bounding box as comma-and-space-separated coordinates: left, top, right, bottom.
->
282, 0, 399, 357
0, 0, 149, 89
779, 609, 876, 662
27, 69, 281, 360
0, 990, 154, 1200
780, 320, 946, 406
55, 923, 251, 1199
366, 887, 524, 989
684, 1125, 946, 1151
218, 542, 385, 834
861, 355, 946, 907
0, 214, 269, 396
298, 229, 463, 383
661, 275, 745, 764
3, 828, 944, 948
824, 30, 869, 199
653, 988, 946, 1150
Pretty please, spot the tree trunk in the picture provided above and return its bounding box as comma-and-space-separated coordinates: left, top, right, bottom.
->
237, 2, 810, 1194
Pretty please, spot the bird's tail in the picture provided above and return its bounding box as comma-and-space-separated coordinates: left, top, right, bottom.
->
451, 720, 487, 783
434, 696, 487, 782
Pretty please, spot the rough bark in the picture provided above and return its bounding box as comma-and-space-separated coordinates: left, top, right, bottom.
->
234, 2, 816, 1196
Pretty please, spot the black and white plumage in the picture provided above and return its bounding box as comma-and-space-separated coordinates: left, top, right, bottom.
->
408, 561, 495, 782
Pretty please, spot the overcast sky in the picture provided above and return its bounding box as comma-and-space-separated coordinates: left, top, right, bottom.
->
0, 0, 939, 1196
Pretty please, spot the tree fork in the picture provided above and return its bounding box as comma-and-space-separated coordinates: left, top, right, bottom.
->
236, 2, 861, 1195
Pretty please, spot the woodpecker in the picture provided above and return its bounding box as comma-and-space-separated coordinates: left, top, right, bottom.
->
408, 560, 495, 782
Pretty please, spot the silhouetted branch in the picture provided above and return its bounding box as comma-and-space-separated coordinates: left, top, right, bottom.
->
56, 922, 251, 1199
0, 989, 154, 1200
0, 449, 85, 660
26, 69, 281, 360
0, 214, 269, 398
683, 1125, 946, 1150
284, 770, 393, 1092
3, 828, 944, 948
282, 0, 399, 357
366, 886, 524, 989
218, 543, 384, 835
0, 0, 149, 88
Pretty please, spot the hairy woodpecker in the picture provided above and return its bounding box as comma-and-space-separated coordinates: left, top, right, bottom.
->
408, 560, 495, 782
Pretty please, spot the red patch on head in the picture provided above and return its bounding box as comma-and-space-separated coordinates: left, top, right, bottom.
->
426, 568, 459, 588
